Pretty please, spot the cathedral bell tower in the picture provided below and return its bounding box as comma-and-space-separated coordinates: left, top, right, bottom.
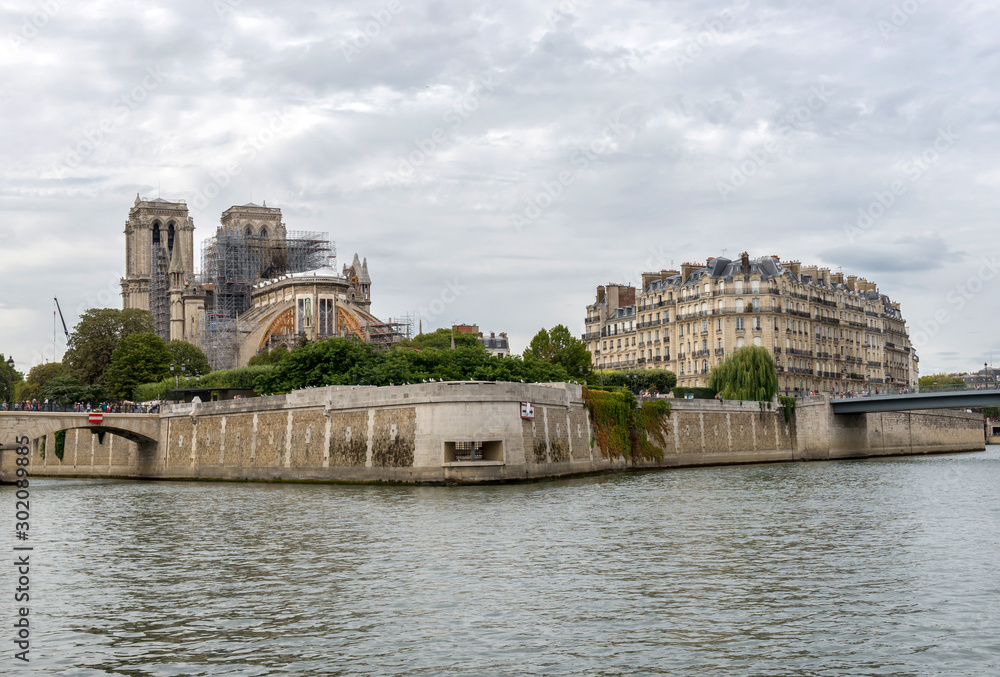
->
120, 194, 195, 340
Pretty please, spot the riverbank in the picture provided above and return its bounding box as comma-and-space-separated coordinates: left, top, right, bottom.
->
1, 382, 985, 484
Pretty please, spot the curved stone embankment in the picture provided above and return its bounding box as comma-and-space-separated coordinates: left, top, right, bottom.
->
0, 384, 986, 484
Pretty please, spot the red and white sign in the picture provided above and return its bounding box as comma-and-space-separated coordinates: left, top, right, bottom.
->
520, 402, 535, 419
88, 412, 103, 424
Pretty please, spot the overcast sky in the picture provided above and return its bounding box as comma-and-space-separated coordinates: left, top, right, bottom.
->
1, 0, 998, 376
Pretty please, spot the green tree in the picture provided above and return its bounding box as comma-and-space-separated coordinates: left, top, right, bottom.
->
918, 373, 965, 388
18, 362, 63, 402
166, 340, 211, 375
248, 345, 290, 366
40, 375, 105, 407
708, 345, 779, 401
397, 328, 482, 350
104, 332, 172, 400
524, 324, 591, 379
63, 308, 155, 385
0, 353, 24, 405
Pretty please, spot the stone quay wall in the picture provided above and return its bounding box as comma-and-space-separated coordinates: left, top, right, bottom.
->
0, 384, 986, 484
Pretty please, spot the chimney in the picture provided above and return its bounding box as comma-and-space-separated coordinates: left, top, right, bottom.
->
740, 251, 750, 273
785, 261, 802, 278
641, 272, 660, 290
680, 262, 698, 282
846, 275, 858, 291
830, 271, 844, 285
596, 285, 606, 304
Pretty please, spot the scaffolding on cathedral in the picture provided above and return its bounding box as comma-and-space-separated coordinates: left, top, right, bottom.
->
201, 230, 335, 369
364, 314, 413, 348
148, 242, 170, 340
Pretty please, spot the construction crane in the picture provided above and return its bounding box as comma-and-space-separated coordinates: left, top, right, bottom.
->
54, 297, 70, 340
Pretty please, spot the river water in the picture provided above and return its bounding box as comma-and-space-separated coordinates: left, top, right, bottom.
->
4, 447, 1000, 676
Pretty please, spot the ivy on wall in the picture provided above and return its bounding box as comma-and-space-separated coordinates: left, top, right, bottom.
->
54, 430, 66, 460
583, 387, 671, 464
778, 396, 797, 423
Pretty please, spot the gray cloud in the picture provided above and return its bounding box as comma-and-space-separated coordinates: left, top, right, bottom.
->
2, 0, 1000, 374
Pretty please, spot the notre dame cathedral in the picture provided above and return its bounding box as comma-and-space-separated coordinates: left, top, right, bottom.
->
120, 195, 405, 369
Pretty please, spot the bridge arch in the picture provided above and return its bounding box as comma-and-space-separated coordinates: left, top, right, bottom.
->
0, 413, 161, 449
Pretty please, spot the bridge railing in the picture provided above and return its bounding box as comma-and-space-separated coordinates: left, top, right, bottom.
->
0, 402, 163, 414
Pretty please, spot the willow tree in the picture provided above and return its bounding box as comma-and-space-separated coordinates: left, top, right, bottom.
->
708, 345, 779, 401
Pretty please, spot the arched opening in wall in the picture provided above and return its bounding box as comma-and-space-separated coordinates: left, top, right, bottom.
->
152, 221, 161, 246
245, 227, 253, 238
167, 222, 175, 254
260, 227, 268, 239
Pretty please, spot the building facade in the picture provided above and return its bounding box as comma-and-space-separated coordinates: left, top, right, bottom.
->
452, 324, 511, 357
585, 253, 916, 394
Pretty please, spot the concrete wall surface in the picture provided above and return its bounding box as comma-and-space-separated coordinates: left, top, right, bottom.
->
0, 385, 986, 484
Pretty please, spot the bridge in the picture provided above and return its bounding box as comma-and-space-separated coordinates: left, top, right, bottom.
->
0, 412, 161, 451
831, 389, 1000, 415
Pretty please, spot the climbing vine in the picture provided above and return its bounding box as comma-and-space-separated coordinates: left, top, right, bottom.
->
778, 396, 796, 423
583, 387, 671, 464
55, 430, 66, 461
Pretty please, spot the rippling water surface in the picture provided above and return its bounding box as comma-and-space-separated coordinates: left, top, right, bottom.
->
5, 448, 1000, 676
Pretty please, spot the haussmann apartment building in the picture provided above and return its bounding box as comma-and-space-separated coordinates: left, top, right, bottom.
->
584, 253, 917, 395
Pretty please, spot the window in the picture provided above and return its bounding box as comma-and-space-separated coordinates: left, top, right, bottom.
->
737, 337, 745, 348
318, 298, 334, 337
703, 360, 709, 373
754, 316, 761, 330
751, 280, 760, 293
260, 227, 268, 238
736, 298, 743, 312
753, 336, 762, 347
717, 338, 722, 349
735, 280, 744, 294
752, 297, 760, 311
736, 317, 744, 331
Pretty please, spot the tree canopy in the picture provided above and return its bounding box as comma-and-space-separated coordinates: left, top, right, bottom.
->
708, 346, 779, 401
247, 345, 289, 366
523, 324, 591, 379
40, 375, 105, 407
0, 353, 24, 404
918, 373, 965, 388
166, 340, 212, 376
104, 332, 172, 400
395, 328, 483, 350
254, 335, 572, 394
17, 362, 62, 402
63, 308, 155, 385
587, 369, 676, 393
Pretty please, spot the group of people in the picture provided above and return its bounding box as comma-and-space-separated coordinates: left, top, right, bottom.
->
1, 400, 160, 413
